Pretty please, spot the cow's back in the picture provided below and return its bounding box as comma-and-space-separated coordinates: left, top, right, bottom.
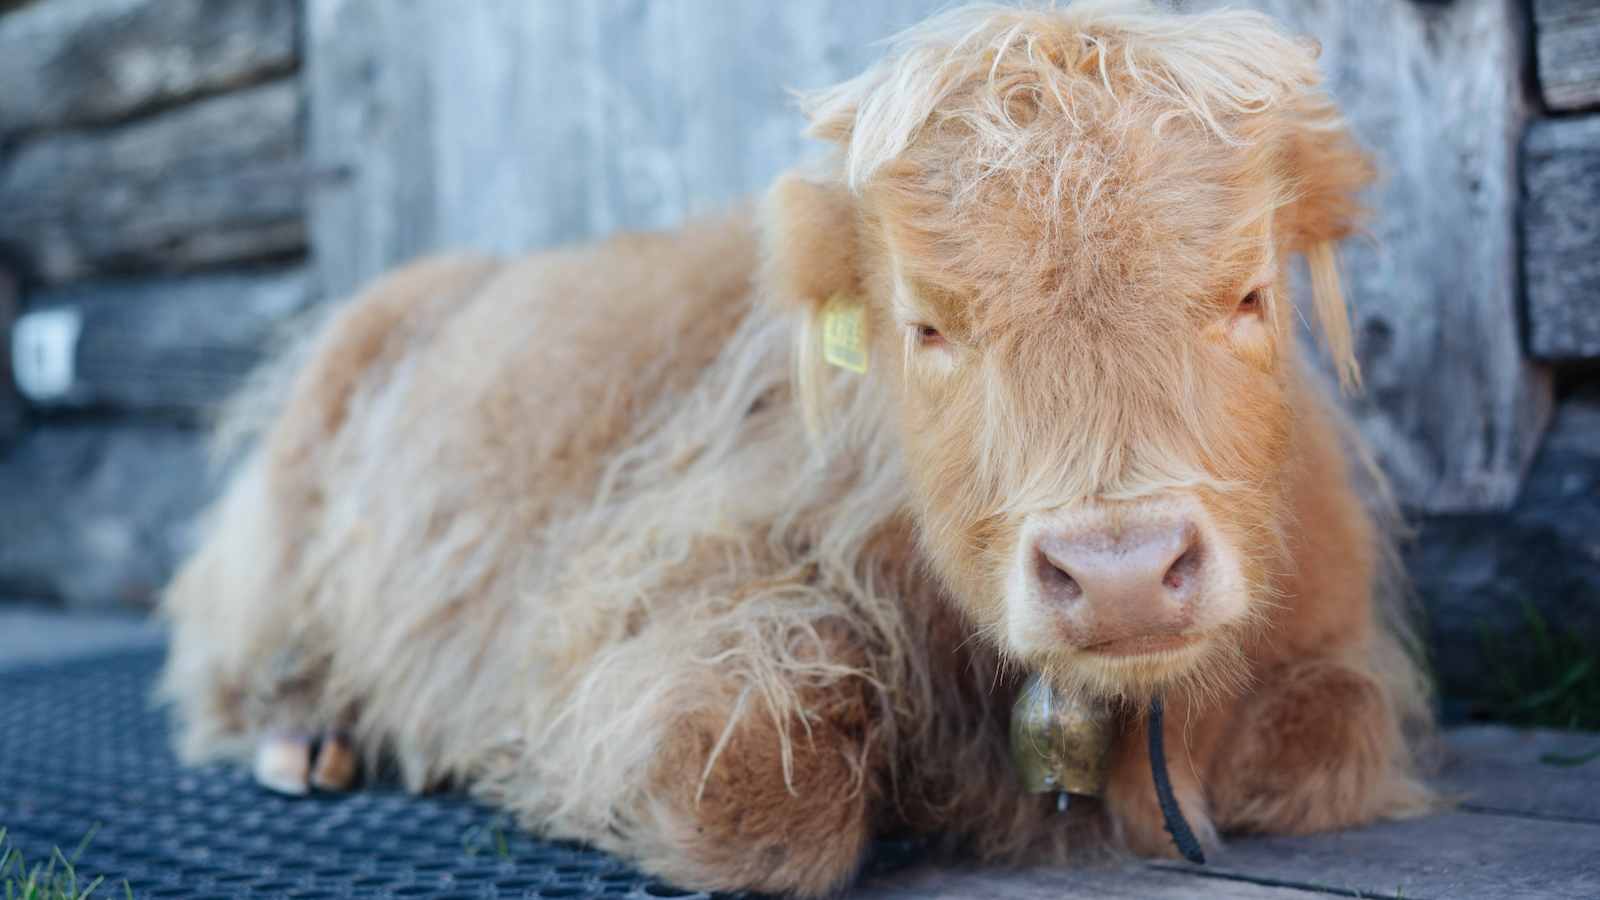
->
313, 210, 759, 510
161, 209, 765, 785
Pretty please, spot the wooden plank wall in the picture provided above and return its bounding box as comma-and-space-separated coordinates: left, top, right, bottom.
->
0, 82, 305, 283
307, 1, 939, 299
1535, 0, 1600, 111
0, 0, 297, 134
306, 0, 1551, 515
0, 0, 305, 283
0, 0, 308, 608
4, 0, 1594, 619
0, 267, 20, 444
1524, 116, 1600, 361
23, 269, 317, 415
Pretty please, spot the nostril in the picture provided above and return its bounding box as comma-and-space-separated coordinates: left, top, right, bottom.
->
1035, 550, 1083, 603
1162, 542, 1204, 592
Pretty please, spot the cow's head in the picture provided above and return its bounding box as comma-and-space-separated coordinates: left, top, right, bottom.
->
762, 3, 1373, 702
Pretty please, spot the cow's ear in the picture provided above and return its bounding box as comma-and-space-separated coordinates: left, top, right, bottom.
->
1276, 92, 1375, 391
759, 169, 864, 436
760, 170, 861, 311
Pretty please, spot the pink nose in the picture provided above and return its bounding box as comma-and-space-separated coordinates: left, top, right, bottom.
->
1032, 520, 1204, 649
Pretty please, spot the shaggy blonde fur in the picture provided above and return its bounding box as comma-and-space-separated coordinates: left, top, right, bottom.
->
161, 3, 1434, 896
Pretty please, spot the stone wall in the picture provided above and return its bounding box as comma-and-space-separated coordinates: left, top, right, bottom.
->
0, 0, 1595, 700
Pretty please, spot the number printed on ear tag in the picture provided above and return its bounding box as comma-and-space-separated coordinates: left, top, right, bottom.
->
821, 293, 868, 374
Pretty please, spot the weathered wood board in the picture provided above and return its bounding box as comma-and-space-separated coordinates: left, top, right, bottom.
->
0, 79, 306, 285
0, 424, 209, 610
1523, 114, 1600, 361
1407, 385, 1600, 700
15, 266, 315, 417
308, 0, 1548, 514
0, 0, 297, 138
1187, 0, 1551, 512
1439, 725, 1600, 823
1535, 0, 1600, 110
1154, 811, 1600, 900
857, 863, 1323, 899
0, 266, 20, 444
306, 0, 939, 301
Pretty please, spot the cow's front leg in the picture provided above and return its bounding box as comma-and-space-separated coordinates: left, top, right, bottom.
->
1102, 694, 1224, 859
634, 677, 880, 897
1207, 658, 1430, 835
584, 614, 887, 898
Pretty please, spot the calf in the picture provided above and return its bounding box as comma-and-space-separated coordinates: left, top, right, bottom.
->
161, 2, 1433, 895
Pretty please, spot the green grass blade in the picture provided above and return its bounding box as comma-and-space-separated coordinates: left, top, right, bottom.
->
68, 825, 99, 867
1513, 658, 1595, 711
52, 847, 75, 898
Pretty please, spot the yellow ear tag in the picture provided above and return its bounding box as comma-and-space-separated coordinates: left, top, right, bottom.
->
821, 293, 868, 374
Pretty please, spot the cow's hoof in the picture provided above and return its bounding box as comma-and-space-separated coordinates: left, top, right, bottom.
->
254, 732, 361, 794
311, 733, 359, 791
253, 734, 312, 795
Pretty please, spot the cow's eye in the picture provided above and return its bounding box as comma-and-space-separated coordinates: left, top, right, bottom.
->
1237, 288, 1265, 316
914, 323, 945, 347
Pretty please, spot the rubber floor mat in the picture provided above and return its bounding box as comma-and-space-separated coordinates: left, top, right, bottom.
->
0, 647, 741, 899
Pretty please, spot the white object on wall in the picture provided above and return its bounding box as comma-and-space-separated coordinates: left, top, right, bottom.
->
11, 307, 81, 403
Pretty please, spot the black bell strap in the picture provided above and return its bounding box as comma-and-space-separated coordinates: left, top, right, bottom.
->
1148, 696, 1206, 864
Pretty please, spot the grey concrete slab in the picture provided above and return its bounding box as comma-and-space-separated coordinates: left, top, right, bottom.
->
0, 607, 164, 672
